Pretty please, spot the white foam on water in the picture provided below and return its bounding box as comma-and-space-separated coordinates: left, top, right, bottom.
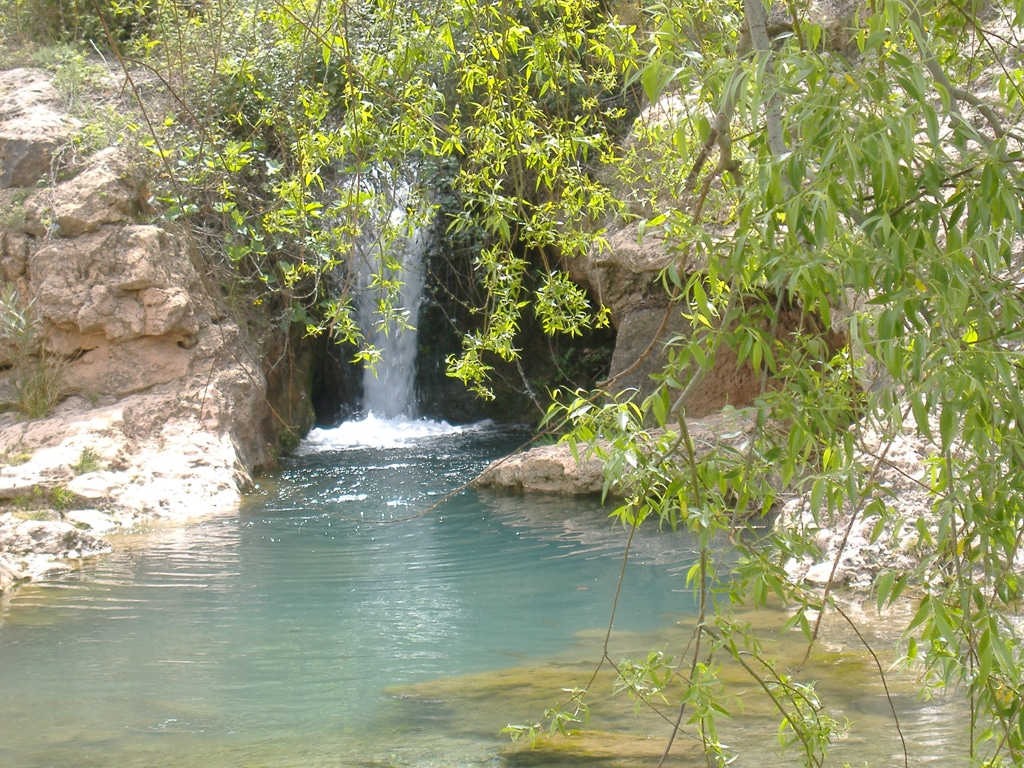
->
297, 413, 488, 453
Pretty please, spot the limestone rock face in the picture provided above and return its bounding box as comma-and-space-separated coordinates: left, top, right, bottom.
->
578, 224, 671, 325
0, 69, 80, 188
579, 227, 776, 415
30, 222, 204, 350
0, 68, 305, 594
578, 90, 845, 414
24, 147, 144, 237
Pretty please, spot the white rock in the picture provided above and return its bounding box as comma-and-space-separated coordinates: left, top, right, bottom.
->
3, 519, 106, 557
62, 509, 119, 534
0, 553, 24, 591
805, 561, 845, 585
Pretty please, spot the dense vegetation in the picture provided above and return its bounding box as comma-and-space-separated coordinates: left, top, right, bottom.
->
4, 0, 1024, 764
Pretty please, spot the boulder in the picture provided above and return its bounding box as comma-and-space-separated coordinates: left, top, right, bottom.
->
476, 411, 756, 495
0, 69, 80, 188
475, 443, 607, 495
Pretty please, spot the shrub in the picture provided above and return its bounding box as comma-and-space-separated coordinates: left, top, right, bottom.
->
71, 447, 103, 474
13, 356, 70, 419
0, 0, 147, 46
0, 285, 69, 419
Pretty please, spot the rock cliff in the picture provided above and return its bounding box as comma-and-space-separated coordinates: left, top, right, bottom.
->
572, 90, 847, 416
481, 75, 907, 591
0, 68, 309, 594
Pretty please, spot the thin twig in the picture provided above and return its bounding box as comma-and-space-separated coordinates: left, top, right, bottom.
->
800, 401, 912, 668
833, 602, 909, 768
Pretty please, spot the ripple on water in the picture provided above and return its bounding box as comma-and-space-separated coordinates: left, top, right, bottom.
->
0, 424, 971, 768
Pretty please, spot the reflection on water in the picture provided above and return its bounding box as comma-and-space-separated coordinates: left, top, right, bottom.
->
0, 423, 967, 767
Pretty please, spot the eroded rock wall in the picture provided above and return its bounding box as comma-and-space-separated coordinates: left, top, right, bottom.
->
573, 93, 846, 415
0, 68, 305, 593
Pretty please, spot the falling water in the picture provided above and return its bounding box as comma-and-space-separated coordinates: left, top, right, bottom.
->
354, 183, 428, 419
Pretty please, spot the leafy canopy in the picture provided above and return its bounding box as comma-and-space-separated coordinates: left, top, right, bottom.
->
32, 0, 1024, 763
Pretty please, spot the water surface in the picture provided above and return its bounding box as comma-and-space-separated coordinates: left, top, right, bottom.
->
0, 420, 966, 767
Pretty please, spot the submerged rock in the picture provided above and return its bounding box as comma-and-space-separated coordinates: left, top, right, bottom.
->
1, 517, 106, 557
503, 730, 689, 765
0, 512, 111, 584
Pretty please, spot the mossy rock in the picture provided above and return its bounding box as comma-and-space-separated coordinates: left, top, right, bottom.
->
503, 729, 696, 765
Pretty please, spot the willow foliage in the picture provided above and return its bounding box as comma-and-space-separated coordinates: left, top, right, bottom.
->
56, 0, 1024, 762
74, 0, 625, 381
541, 0, 1024, 765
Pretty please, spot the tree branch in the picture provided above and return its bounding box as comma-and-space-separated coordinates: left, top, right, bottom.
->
744, 0, 787, 158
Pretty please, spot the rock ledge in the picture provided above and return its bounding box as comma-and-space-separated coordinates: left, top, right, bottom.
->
0, 68, 303, 596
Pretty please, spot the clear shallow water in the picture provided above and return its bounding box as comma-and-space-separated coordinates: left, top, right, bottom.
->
0, 420, 966, 767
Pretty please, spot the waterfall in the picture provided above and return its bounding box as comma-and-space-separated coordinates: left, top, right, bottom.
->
354, 183, 428, 419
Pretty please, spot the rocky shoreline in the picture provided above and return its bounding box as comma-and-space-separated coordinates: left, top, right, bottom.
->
476, 413, 936, 589
0, 67, 307, 596
0, 386, 261, 592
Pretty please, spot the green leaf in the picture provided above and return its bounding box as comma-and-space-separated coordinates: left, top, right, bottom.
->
640, 62, 662, 104
809, 476, 826, 517
875, 570, 895, 611
911, 393, 933, 442
940, 402, 958, 451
